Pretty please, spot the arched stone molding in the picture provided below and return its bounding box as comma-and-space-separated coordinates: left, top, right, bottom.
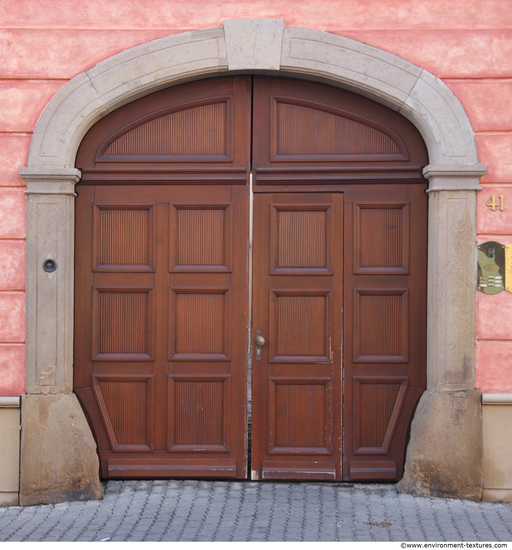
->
24, 20, 481, 170
19, 19, 487, 504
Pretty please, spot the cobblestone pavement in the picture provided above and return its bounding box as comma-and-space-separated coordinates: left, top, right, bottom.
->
1, 480, 512, 542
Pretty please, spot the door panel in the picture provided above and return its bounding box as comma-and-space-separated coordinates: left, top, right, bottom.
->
251, 193, 344, 481
75, 185, 249, 478
251, 76, 428, 171
342, 183, 427, 480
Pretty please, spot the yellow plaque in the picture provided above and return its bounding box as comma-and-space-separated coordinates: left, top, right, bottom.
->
477, 242, 505, 294
506, 244, 512, 294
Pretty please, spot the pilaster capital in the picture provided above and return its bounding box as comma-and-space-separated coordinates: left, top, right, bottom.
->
20, 168, 81, 195
423, 164, 486, 192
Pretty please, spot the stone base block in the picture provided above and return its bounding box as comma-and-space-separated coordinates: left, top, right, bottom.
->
397, 389, 483, 501
20, 393, 103, 506
482, 489, 512, 502
0, 492, 19, 505
482, 400, 512, 501
0, 400, 20, 506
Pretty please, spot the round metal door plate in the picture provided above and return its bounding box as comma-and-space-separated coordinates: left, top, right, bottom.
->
43, 259, 57, 273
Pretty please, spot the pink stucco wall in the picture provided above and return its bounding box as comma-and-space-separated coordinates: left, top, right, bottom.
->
0, 0, 510, 395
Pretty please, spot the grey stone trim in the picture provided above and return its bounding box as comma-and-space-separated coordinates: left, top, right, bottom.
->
225, 19, 284, 70
0, 397, 21, 408
424, 164, 487, 191
17, 19, 487, 502
21, 168, 81, 196
402, 69, 478, 165
280, 26, 422, 107
23, 20, 480, 171
483, 394, 512, 404
26, 29, 228, 169
425, 187, 478, 391
279, 27, 479, 165
423, 164, 488, 179
398, 178, 483, 497
25, 178, 77, 395
20, 168, 81, 182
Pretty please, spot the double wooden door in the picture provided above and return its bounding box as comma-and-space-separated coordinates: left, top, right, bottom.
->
74, 75, 427, 481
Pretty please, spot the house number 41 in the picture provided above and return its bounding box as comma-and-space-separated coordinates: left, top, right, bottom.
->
486, 194, 506, 212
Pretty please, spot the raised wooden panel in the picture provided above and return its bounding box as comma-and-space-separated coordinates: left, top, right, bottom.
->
108, 458, 237, 478
353, 377, 408, 454
261, 461, 336, 480
268, 378, 332, 454
354, 202, 409, 274
349, 461, 397, 480
270, 290, 331, 362
169, 288, 230, 361
168, 375, 229, 452
98, 99, 232, 161
92, 287, 154, 361
353, 289, 409, 363
92, 375, 154, 452
93, 204, 155, 272
271, 98, 408, 162
170, 204, 232, 272
270, 204, 332, 275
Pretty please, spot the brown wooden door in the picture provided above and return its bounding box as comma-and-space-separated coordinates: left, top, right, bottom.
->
251, 192, 344, 480
74, 75, 428, 481
251, 76, 428, 481
74, 77, 251, 478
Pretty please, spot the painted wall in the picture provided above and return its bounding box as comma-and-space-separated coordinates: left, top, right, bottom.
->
0, 0, 511, 395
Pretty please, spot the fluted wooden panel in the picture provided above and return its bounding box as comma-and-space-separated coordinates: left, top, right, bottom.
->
360, 295, 401, 356
174, 380, 224, 445
355, 204, 409, 273
103, 101, 228, 157
352, 378, 408, 455
274, 383, 326, 448
175, 292, 225, 354
97, 379, 148, 446
99, 292, 148, 355
354, 290, 408, 361
95, 206, 151, 269
275, 294, 328, 358
277, 210, 326, 268
359, 383, 401, 448
177, 208, 225, 267
275, 101, 401, 157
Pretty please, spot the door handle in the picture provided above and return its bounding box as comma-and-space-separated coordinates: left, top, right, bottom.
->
255, 330, 265, 361
255, 335, 265, 348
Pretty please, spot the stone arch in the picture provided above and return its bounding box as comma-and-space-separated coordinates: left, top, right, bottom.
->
19, 19, 486, 504
24, 20, 482, 169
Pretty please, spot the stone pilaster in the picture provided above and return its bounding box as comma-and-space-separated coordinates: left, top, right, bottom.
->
18, 168, 102, 505
22, 169, 79, 394
397, 164, 486, 500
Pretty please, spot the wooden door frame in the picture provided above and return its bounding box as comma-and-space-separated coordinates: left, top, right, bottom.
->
19, 20, 486, 504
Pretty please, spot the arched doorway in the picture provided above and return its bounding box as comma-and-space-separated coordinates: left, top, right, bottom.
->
74, 74, 428, 481
19, 20, 486, 503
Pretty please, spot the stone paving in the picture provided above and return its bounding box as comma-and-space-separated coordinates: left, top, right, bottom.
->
1, 480, 512, 542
